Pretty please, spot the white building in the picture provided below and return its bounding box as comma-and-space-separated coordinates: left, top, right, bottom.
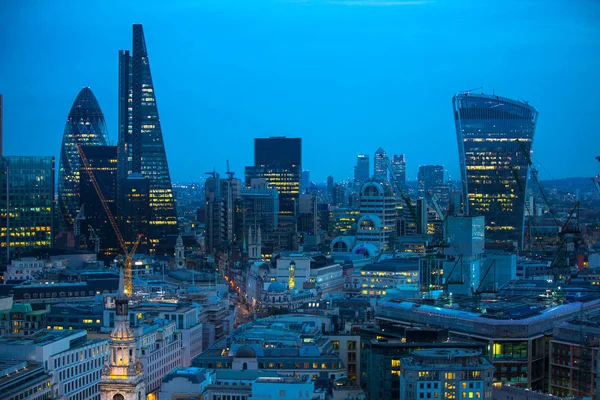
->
0, 360, 52, 400
356, 178, 397, 252
5, 258, 45, 281
159, 367, 215, 400
0, 329, 109, 400
250, 376, 321, 400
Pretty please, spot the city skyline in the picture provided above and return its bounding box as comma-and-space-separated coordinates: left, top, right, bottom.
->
1, 1, 599, 183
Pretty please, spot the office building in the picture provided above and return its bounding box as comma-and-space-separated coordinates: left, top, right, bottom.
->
0, 360, 51, 400
327, 175, 334, 203
0, 329, 109, 400
193, 317, 346, 381
377, 294, 600, 390
120, 173, 150, 246
418, 165, 444, 195
549, 317, 600, 398
332, 184, 346, 208
1, 156, 54, 263
390, 154, 406, 187
0, 296, 46, 336
374, 147, 387, 179
0, 94, 3, 156
246, 137, 301, 218
240, 179, 279, 236
118, 24, 178, 246
356, 178, 397, 252
354, 154, 370, 186
399, 348, 495, 400
78, 145, 119, 256
301, 169, 310, 192
453, 92, 538, 247
58, 87, 109, 231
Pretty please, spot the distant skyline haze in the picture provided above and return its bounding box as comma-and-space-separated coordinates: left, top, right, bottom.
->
0, 0, 598, 183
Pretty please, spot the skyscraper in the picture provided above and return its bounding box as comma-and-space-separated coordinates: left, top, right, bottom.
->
0, 94, 3, 156
118, 24, 178, 245
326, 175, 334, 203
418, 165, 444, 195
246, 137, 301, 218
374, 147, 387, 179
58, 87, 109, 230
79, 145, 118, 257
390, 154, 406, 187
354, 154, 370, 186
453, 92, 538, 247
1, 156, 55, 263
301, 170, 310, 193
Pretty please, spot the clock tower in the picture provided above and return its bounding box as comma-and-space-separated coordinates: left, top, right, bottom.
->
100, 266, 146, 400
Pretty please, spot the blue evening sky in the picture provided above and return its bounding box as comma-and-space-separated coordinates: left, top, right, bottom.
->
1, 0, 598, 184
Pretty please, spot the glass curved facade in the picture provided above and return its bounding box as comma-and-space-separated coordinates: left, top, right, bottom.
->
58, 87, 109, 230
453, 92, 538, 247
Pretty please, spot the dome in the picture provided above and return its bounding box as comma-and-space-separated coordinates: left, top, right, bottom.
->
236, 345, 257, 358
267, 281, 286, 293
331, 236, 356, 253
352, 242, 379, 258
360, 178, 395, 197
357, 215, 382, 230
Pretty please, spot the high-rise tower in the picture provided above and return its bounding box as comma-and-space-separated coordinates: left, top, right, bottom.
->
354, 154, 370, 186
118, 24, 178, 245
453, 92, 538, 247
374, 147, 387, 179
58, 87, 109, 230
390, 154, 406, 187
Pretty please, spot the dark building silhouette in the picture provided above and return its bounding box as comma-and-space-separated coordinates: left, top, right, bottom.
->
453, 92, 538, 247
417, 165, 444, 195
58, 87, 109, 231
390, 154, 406, 187
374, 147, 387, 180
354, 154, 370, 187
118, 24, 178, 247
121, 174, 150, 247
0, 94, 3, 156
246, 137, 301, 218
1, 156, 55, 263
78, 145, 118, 257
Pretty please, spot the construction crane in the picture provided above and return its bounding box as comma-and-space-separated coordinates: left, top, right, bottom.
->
77, 144, 141, 296
548, 202, 580, 282
518, 139, 559, 227
381, 154, 417, 223
88, 225, 100, 254
225, 160, 235, 179
73, 205, 86, 249
462, 87, 483, 95
442, 255, 464, 297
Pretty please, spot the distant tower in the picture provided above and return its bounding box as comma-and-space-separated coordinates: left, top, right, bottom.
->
374, 147, 387, 180
248, 226, 262, 261
391, 154, 406, 187
174, 234, 185, 269
354, 154, 370, 186
100, 267, 145, 400
326, 176, 334, 203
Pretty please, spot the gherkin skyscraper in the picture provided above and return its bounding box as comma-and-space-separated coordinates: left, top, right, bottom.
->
118, 24, 178, 245
58, 87, 109, 230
